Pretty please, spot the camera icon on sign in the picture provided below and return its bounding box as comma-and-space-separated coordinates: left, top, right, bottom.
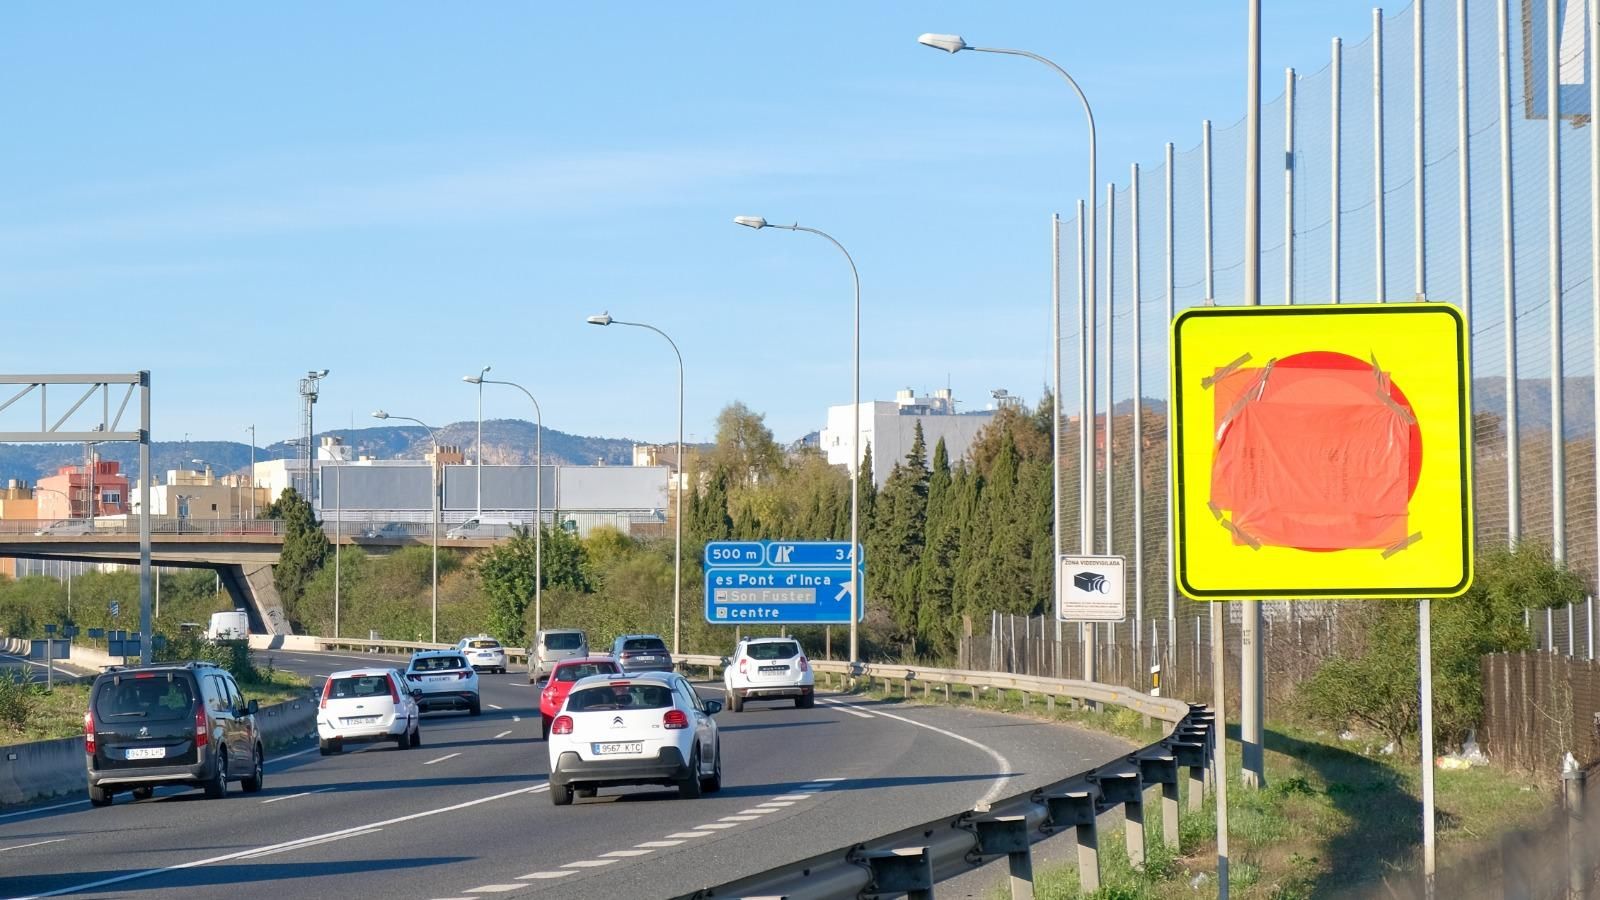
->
716, 608, 728, 619
1073, 572, 1109, 594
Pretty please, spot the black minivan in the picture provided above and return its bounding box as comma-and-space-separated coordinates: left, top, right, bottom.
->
85, 661, 263, 806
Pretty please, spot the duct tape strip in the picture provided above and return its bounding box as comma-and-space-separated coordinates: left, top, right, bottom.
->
1201, 353, 1252, 389
1221, 518, 1262, 550
1214, 358, 1276, 441
1206, 500, 1224, 520
1381, 531, 1423, 559
1369, 352, 1417, 426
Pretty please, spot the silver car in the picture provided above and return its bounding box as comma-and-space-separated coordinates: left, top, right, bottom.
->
529, 629, 588, 683
610, 634, 674, 674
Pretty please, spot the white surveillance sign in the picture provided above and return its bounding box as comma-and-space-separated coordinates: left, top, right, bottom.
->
1057, 555, 1127, 623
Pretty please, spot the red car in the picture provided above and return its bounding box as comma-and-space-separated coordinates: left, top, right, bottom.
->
538, 657, 623, 738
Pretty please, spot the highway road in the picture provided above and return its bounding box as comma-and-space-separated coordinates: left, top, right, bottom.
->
0, 654, 85, 687
0, 647, 1132, 900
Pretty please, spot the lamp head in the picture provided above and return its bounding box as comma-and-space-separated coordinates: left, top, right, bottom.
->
310, 369, 330, 379
917, 33, 968, 53
462, 375, 482, 384
586, 313, 613, 326
371, 410, 390, 420
733, 216, 768, 229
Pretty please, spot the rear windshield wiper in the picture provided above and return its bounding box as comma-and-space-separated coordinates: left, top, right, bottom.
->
102, 711, 148, 718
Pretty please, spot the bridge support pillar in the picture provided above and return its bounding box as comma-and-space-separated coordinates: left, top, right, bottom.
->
225, 564, 291, 636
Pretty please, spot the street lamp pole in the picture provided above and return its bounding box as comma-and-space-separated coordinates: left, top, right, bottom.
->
586, 314, 684, 656
372, 410, 441, 643
732, 217, 863, 665
475, 365, 491, 519
246, 424, 257, 520
465, 375, 544, 637
919, 32, 1098, 679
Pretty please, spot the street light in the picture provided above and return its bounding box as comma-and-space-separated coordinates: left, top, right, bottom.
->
733, 216, 863, 665
372, 409, 442, 643
465, 374, 544, 639
473, 365, 491, 519
919, 31, 1099, 679
585, 312, 685, 656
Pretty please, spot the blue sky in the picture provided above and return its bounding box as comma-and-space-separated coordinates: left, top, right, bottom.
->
0, 3, 1389, 448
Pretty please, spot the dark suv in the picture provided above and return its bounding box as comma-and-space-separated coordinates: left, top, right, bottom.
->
84, 662, 263, 806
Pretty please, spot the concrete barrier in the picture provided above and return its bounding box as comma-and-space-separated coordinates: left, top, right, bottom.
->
0, 695, 318, 809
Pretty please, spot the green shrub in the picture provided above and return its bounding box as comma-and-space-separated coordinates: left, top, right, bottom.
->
0, 671, 37, 734
155, 632, 259, 683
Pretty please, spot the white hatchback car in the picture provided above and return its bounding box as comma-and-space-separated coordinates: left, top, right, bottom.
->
723, 637, 814, 712
546, 672, 722, 806
455, 635, 508, 674
405, 651, 481, 716
317, 668, 420, 755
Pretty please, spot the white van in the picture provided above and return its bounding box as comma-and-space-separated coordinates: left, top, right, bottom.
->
206, 609, 249, 640
445, 517, 524, 540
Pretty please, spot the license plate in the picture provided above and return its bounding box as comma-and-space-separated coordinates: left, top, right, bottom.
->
593, 742, 643, 755
126, 747, 165, 760
428, 675, 452, 682
345, 716, 379, 725
759, 665, 787, 672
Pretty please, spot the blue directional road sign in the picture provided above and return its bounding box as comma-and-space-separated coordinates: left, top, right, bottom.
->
704, 540, 864, 624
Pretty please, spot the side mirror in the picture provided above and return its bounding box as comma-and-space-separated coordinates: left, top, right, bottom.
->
704, 700, 723, 716
246, 699, 259, 715
719, 656, 731, 668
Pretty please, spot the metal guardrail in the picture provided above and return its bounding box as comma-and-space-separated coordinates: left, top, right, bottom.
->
261, 635, 1210, 898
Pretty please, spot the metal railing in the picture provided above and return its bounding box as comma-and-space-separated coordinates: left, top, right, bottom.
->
0, 518, 286, 536
251, 633, 1212, 898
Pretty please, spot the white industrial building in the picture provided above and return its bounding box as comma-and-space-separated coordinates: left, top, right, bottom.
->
820, 388, 1003, 487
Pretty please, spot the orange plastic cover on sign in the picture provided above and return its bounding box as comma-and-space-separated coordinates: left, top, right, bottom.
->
1210, 361, 1413, 551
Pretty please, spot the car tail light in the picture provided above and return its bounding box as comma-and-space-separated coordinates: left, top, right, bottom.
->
663, 709, 689, 730
738, 658, 748, 675
458, 670, 472, 680
319, 680, 333, 709
406, 673, 420, 681
551, 715, 574, 735
194, 707, 209, 748
84, 711, 96, 754
386, 676, 400, 703
799, 656, 810, 672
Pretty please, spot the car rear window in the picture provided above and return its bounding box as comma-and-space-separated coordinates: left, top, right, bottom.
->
565, 683, 673, 711
329, 675, 392, 698
411, 655, 468, 672
622, 638, 667, 652
543, 632, 583, 651
94, 675, 195, 722
746, 641, 801, 661
467, 640, 500, 649
553, 662, 621, 683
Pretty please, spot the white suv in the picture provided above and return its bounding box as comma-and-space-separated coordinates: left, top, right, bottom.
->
404, 651, 481, 716
317, 668, 420, 755
723, 638, 814, 712
455, 635, 508, 674
546, 672, 722, 806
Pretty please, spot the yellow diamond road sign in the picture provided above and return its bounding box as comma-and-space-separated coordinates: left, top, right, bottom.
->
1171, 303, 1473, 600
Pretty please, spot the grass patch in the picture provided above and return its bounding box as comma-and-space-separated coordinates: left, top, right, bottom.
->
827, 675, 1552, 898
1, 669, 312, 747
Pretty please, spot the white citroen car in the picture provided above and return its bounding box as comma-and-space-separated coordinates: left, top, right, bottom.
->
317, 668, 420, 755
723, 637, 814, 712
545, 672, 722, 806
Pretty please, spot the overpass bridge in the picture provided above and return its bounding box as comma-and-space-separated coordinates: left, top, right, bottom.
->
0, 520, 499, 636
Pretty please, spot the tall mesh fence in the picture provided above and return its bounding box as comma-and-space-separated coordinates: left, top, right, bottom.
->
1048, 0, 1600, 671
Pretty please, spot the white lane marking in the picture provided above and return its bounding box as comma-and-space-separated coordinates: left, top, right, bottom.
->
817, 698, 874, 719
772, 793, 815, 800
512, 715, 522, 722
236, 828, 382, 859
517, 872, 575, 880
0, 800, 86, 822
808, 776, 846, 782
695, 823, 738, 830
824, 697, 1015, 807
423, 752, 462, 765
260, 788, 335, 804
757, 801, 795, 808
719, 815, 760, 822
0, 839, 66, 853
600, 849, 654, 858
4, 784, 548, 900
561, 859, 618, 868
464, 886, 523, 894
494, 730, 513, 739
289, 658, 309, 662
635, 840, 685, 848
665, 831, 713, 839
735, 808, 775, 815
267, 746, 320, 764
488, 704, 503, 710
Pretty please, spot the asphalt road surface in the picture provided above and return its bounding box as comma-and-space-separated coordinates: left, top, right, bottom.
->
0, 647, 1132, 900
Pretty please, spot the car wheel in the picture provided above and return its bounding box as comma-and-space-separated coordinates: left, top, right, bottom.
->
677, 749, 704, 800
551, 785, 574, 806
240, 745, 265, 793
88, 783, 113, 807
727, 691, 743, 714
700, 741, 722, 794
469, 698, 482, 717
576, 787, 597, 798
796, 693, 814, 709
318, 739, 334, 757
410, 725, 422, 748
540, 715, 552, 740
204, 750, 228, 799
132, 786, 154, 801
395, 729, 410, 750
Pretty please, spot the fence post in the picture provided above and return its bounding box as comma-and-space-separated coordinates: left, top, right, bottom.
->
1565, 754, 1587, 900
